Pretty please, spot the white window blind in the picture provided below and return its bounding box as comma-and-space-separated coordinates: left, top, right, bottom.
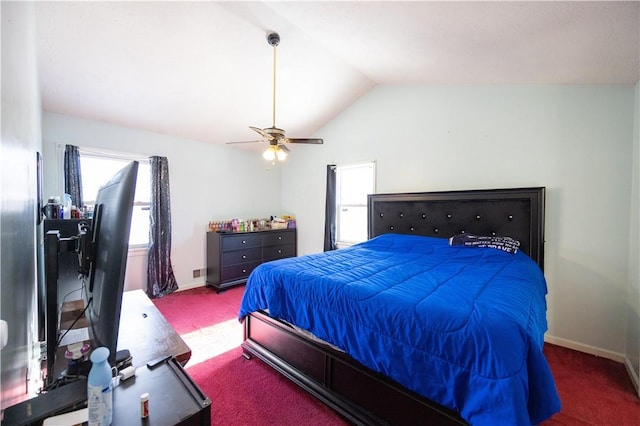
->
336, 162, 376, 246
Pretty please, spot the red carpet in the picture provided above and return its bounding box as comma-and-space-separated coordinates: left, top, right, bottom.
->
152, 285, 245, 335
187, 346, 348, 425
155, 286, 640, 425
542, 344, 640, 426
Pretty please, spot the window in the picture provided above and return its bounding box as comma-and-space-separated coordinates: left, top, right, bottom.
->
336, 162, 376, 246
79, 151, 150, 247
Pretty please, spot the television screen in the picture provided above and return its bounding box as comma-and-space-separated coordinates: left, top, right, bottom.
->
84, 161, 138, 367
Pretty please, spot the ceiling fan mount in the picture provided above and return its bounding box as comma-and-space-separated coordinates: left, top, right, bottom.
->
267, 32, 280, 47
262, 126, 285, 138
226, 31, 323, 161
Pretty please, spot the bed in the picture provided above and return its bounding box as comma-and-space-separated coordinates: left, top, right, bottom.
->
238, 187, 560, 425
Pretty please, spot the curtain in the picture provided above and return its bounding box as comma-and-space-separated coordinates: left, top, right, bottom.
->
63, 145, 83, 207
147, 156, 178, 298
323, 164, 337, 251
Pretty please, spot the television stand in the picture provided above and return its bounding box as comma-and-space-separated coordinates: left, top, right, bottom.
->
4, 291, 198, 425
52, 290, 190, 381
3, 358, 211, 426
116, 290, 192, 366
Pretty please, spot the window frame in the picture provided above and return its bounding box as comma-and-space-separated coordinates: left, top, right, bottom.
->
78, 148, 150, 249
335, 161, 376, 248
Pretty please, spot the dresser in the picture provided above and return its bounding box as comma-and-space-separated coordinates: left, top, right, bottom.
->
206, 228, 297, 292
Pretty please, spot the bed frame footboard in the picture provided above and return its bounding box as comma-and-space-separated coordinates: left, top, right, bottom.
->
242, 311, 467, 426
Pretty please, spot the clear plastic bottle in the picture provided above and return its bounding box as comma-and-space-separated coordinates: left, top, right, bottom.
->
87, 347, 113, 425
63, 193, 72, 220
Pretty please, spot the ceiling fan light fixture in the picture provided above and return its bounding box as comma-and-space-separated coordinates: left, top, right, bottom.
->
262, 145, 287, 162
276, 147, 287, 161
262, 146, 277, 161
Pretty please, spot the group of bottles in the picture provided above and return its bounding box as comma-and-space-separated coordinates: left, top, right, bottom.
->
208, 218, 267, 233
43, 195, 94, 220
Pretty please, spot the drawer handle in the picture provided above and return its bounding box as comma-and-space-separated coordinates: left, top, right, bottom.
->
242, 269, 246, 273
278, 236, 282, 240
242, 255, 247, 259
277, 249, 282, 254
242, 240, 246, 244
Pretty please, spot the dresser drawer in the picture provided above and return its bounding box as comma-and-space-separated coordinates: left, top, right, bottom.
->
207, 229, 296, 292
263, 231, 295, 246
263, 244, 296, 261
221, 261, 261, 282
222, 234, 262, 251
222, 247, 261, 265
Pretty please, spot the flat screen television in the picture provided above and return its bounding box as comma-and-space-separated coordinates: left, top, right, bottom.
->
82, 160, 138, 367
42, 161, 138, 386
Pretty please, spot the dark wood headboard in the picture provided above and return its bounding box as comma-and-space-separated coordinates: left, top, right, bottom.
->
367, 187, 545, 269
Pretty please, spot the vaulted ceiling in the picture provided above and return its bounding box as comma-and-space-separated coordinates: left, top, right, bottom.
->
34, 1, 639, 148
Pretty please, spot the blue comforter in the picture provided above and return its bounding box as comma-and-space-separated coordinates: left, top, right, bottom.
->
239, 234, 561, 425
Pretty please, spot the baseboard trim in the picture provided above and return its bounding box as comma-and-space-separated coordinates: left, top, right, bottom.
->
544, 335, 624, 363
623, 356, 640, 396
544, 335, 639, 394
177, 282, 206, 292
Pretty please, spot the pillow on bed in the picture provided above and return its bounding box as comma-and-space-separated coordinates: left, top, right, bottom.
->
449, 233, 520, 254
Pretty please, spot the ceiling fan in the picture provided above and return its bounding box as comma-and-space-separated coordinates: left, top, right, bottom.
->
227, 32, 323, 162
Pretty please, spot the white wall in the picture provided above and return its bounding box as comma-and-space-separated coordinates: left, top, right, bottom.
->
42, 112, 283, 291
281, 85, 635, 357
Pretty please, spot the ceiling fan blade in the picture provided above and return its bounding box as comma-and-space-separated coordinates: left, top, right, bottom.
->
226, 140, 264, 145
278, 144, 290, 152
284, 138, 324, 144
249, 126, 272, 140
